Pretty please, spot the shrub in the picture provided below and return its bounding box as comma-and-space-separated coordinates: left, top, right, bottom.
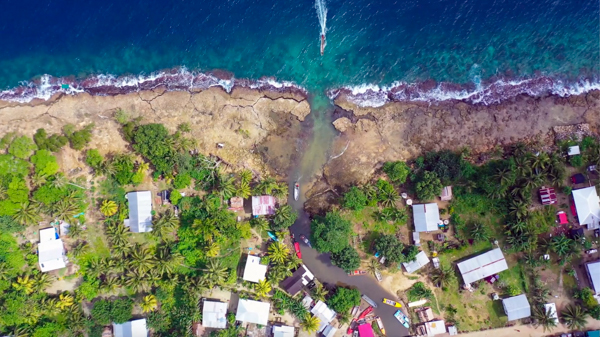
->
416, 171, 443, 201
170, 190, 182, 205
34, 128, 68, 152
69, 124, 94, 150
383, 161, 410, 184
570, 155, 583, 167
85, 149, 104, 169
331, 246, 360, 272
342, 186, 368, 211
407, 282, 433, 302
9, 136, 37, 159
327, 287, 361, 313
173, 172, 192, 189
30, 150, 59, 177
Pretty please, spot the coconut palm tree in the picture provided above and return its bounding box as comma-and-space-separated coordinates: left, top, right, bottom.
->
508, 200, 529, 219
551, 234, 574, 257
202, 259, 228, 289
12, 274, 35, 294
268, 242, 290, 265
129, 245, 157, 274
254, 279, 272, 298
268, 265, 293, 284
100, 200, 118, 217
367, 259, 380, 277
205, 242, 220, 258
13, 202, 41, 226
152, 209, 179, 241
141, 294, 158, 313
124, 270, 151, 292
236, 181, 251, 199
56, 293, 74, 310
50, 173, 68, 189
251, 217, 270, 235
272, 183, 288, 200
531, 152, 550, 171
470, 223, 490, 242
361, 184, 378, 201
311, 283, 328, 302
31, 173, 47, 188
33, 272, 54, 292
98, 159, 116, 176
239, 169, 253, 185
431, 264, 455, 289
52, 199, 79, 222
286, 254, 302, 269
273, 205, 295, 230
102, 275, 120, 293
561, 304, 588, 330
256, 176, 278, 195
301, 315, 321, 334
218, 175, 236, 200
494, 168, 513, 187
378, 183, 399, 208
106, 223, 130, 249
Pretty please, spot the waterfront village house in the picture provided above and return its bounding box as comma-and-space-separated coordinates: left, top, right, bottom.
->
272, 325, 295, 337
251, 195, 276, 216
416, 320, 446, 337
572, 187, 600, 229
113, 318, 148, 337
417, 307, 434, 322
456, 247, 508, 285
124, 191, 153, 233
311, 300, 337, 333
413, 203, 441, 233
402, 251, 430, 274
279, 264, 314, 296
586, 260, 600, 296
502, 294, 531, 321
357, 323, 374, 337
440, 186, 453, 201
228, 196, 244, 212
38, 227, 67, 273
539, 187, 557, 205
236, 299, 270, 325
544, 303, 558, 324
242, 255, 268, 283
202, 300, 228, 329
322, 324, 337, 337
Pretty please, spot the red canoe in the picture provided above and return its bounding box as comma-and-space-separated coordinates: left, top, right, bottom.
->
358, 306, 374, 320
294, 241, 302, 259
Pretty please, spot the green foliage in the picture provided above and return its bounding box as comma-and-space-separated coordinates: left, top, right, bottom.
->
114, 109, 130, 124
570, 155, 583, 167
376, 179, 399, 207
32, 323, 64, 337
91, 298, 133, 325
173, 172, 192, 189
7, 177, 29, 204
131, 169, 144, 185
78, 279, 100, 301
33, 128, 68, 152
85, 149, 104, 169
421, 150, 463, 184
112, 154, 135, 185
170, 190, 182, 205
65, 123, 94, 150
331, 246, 360, 272
342, 186, 368, 211
505, 284, 520, 297
33, 182, 67, 205
581, 136, 597, 151
383, 161, 410, 184
416, 171, 443, 201
30, 150, 59, 177
407, 282, 433, 302
311, 212, 352, 254
574, 287, 597, 309
9, 136, 37, 159
327, 287, 361, 313
132, 123, 175, 174
374, 234, 405, 263
272, 205, 298, 230
90, 300, 112, 325
0, 154, 30, 177
0, 215, 24, 233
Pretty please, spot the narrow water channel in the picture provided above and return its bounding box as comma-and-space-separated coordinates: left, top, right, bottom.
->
288, 92, 411, 336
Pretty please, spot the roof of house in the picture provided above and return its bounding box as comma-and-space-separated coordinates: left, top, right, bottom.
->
502, 294, 531, 321
280, 265, 314, 295
413, 232, 421, 246
235, 299, 270, 325
403, 251, 430, 273
242, 255, 267, 283
558, 212, 568, 225
202, 301, 228, 329
425, 320, 446, 336
272, 325, 294, 337
251, 195, 276, 216
229, 197, 244, 211
544, 303, 558, 324
125, 191, 153, 232
457, 248, 508, 284
539, 187, 557, 205
413, 203, 441, 232
322, 325, 338, 337
418, 307, 434, 322
112, 319, 148, 337
302, 295, 313, 309
569, 145, 581, 156
357, 323, 374, 337
440, 186, 453, 201
586, 260, 600, 294
447, 325, 458, 335
572, 173, 587, 184
311, 301, 336, 332
573, 187, 600, 228
38, 228, 66, 272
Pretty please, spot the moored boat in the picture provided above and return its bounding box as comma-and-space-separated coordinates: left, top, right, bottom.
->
394, 310, 410, 328
348, 270, 366, 276
358, 306, 374, 320
376, 316, 386, 335
361, 294, 378, 308
293, 182, 299, 200
382, 298, 402, 308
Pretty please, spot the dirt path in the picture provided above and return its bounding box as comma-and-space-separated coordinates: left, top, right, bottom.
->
458, 322, 600, 337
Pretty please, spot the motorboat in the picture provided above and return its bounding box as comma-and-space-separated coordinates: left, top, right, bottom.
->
376, 316, 386, 335
348, 270, 366, 276
299, 234, 312, 248
293, 241, 302, 259
394, 310, 410, 328
361, 294, 378, 308
382, 298, 402, 308
294, 182, 300, 200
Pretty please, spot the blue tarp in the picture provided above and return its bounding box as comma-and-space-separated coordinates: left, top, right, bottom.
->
587, 330, 600, 337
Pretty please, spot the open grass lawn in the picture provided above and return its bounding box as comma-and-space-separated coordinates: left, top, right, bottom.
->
341, 206, 406, 252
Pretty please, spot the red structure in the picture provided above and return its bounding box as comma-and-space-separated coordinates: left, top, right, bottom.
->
357, 323, 374, 337
557, 211, 568, 225
539, 187, 557, 205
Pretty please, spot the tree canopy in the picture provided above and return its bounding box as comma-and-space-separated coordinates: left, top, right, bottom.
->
383, 161, 410, 184
311, 212, 352, 254
342, 186, 368, 211
327, 287, 361, 313
331, 246, 360, 272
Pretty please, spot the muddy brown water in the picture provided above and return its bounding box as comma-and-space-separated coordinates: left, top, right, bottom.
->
287, 93, 411, 337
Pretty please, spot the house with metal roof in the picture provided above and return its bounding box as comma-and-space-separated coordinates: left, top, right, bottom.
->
251, 195, 276, 216
424, 320, 446, 336
38, 227, 67, 273
502, 294, 531, 321
124, 191, 153, 233
280, 264, 314, 296
202, 300, 228, 329
402, 251, 430, 273
440, 186, 453, 201
539, 187, 557, 205
272, 325, 294, 337
413, 203, 441, 233
311, 301, 336, 333
242, 255, 268, 283
572, 187, 600, 229
456, 248, 508, 285
113, 319, 148, 337
544, 303, 558, 324
357, 323, 374, 337
235, 299, 270, 325
586, 260, 600, 295
322, 325, 338, 337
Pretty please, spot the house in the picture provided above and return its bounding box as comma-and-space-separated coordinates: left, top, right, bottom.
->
447, 326, 458, 336
539, 187, 557, 205
311, 301, 336, 332
301, 295, 314, 309
38, 227, 67, 272
417, 307, 434, 322
413, 203, 441, 233
272, 325, 294, 337
572, 187, 600, 229
412, 232, 421, 246
252, 195, 276, 216
544, 303, 558, 324
242, 255, 268, 283
113, 319, 148, 337
228, 197, 244, 212
279, 264, 314, 296
202, 300, 228, 329
569, 145, 581, 156
235, 299, 270, 325
557, 211, 568, 225
124, 191, 153, 232
502, 294, 531, 321
357, 323, 374, 337
402, 251, 430, 273
322, 325, 338, 337
423, 320, 446, 336
586, 260, 600, 295
456, 248, 508, 285
572, 173, 586, 184
440, 186, 453, 201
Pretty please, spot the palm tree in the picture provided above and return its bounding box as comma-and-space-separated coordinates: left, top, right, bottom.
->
367, 259, 380, 278
50, 173, 68, 189
378, 184, 399, 208
338, 311, 352, 325
256, 176, 278, 195
152, 209, 179, 241
361, 184, 378, 201
98, 159, 116, 176
470, 223, 490, 242
202, 259, 228, 289
13, 202, 41, 226
251, 217, 270, 235
100, 200, 118, 217
205, 242, 220, 258
494, 168, 513, 187
106, 223, 130, 249
0, 185, 7, 200
33, 272, 54, 292
301, 315, 321, 334
508, 200, 529, 219
129, 245, 157, 274
268, 265, 292, 284
268, 242, 290, 265
272, 183, 288, 199
56, 293, 75, 310
431, 264, 455, 289
12, 274, 35, 294
141, 294, 158, 313
239, 169, 253, 185
273, 205, 295, 229
254, 279, 272, 298
551, 234, 574, 257
561, 304, 588, 330
124, 270, 151, 292
531, 152, 550, 171
506, 221, 527, 234
236, 181, 251, 199
286, 254, 302, 269
102, 275, 120, 292
52, 199, 79, 222
218, 175, 236, 200
311, 283, 328, 302
31, 173, 47, 188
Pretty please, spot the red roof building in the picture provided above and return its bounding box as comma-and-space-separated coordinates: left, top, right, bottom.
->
539, 187, 557, 205
357, 323, 374, 337
557, 211, 568, 225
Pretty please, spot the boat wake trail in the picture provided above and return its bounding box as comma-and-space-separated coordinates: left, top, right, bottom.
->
315, 0, 327, 55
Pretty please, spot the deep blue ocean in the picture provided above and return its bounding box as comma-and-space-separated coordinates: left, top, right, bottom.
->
0, 0, 598, 97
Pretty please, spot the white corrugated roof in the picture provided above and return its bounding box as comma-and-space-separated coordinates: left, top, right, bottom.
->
425, 320, 446, 336
243, 255, 267, 283
38, 239, 66, 272
113, 319, 147, 337
40, 227, 57, 242
457, 248, 508, 284
573, 187, 600, 228
125, 191, 153, 233
322, 325, 337, 337
311, 301, 336, 332
544, 303, 558, 324
403, 251, 430, 273
587, 261, 600, 294
413, 203, 440, 232
236, 299, 270, 325
202, 301, 228, 329
272, 325, 294, 337
502, 294, 531, 321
